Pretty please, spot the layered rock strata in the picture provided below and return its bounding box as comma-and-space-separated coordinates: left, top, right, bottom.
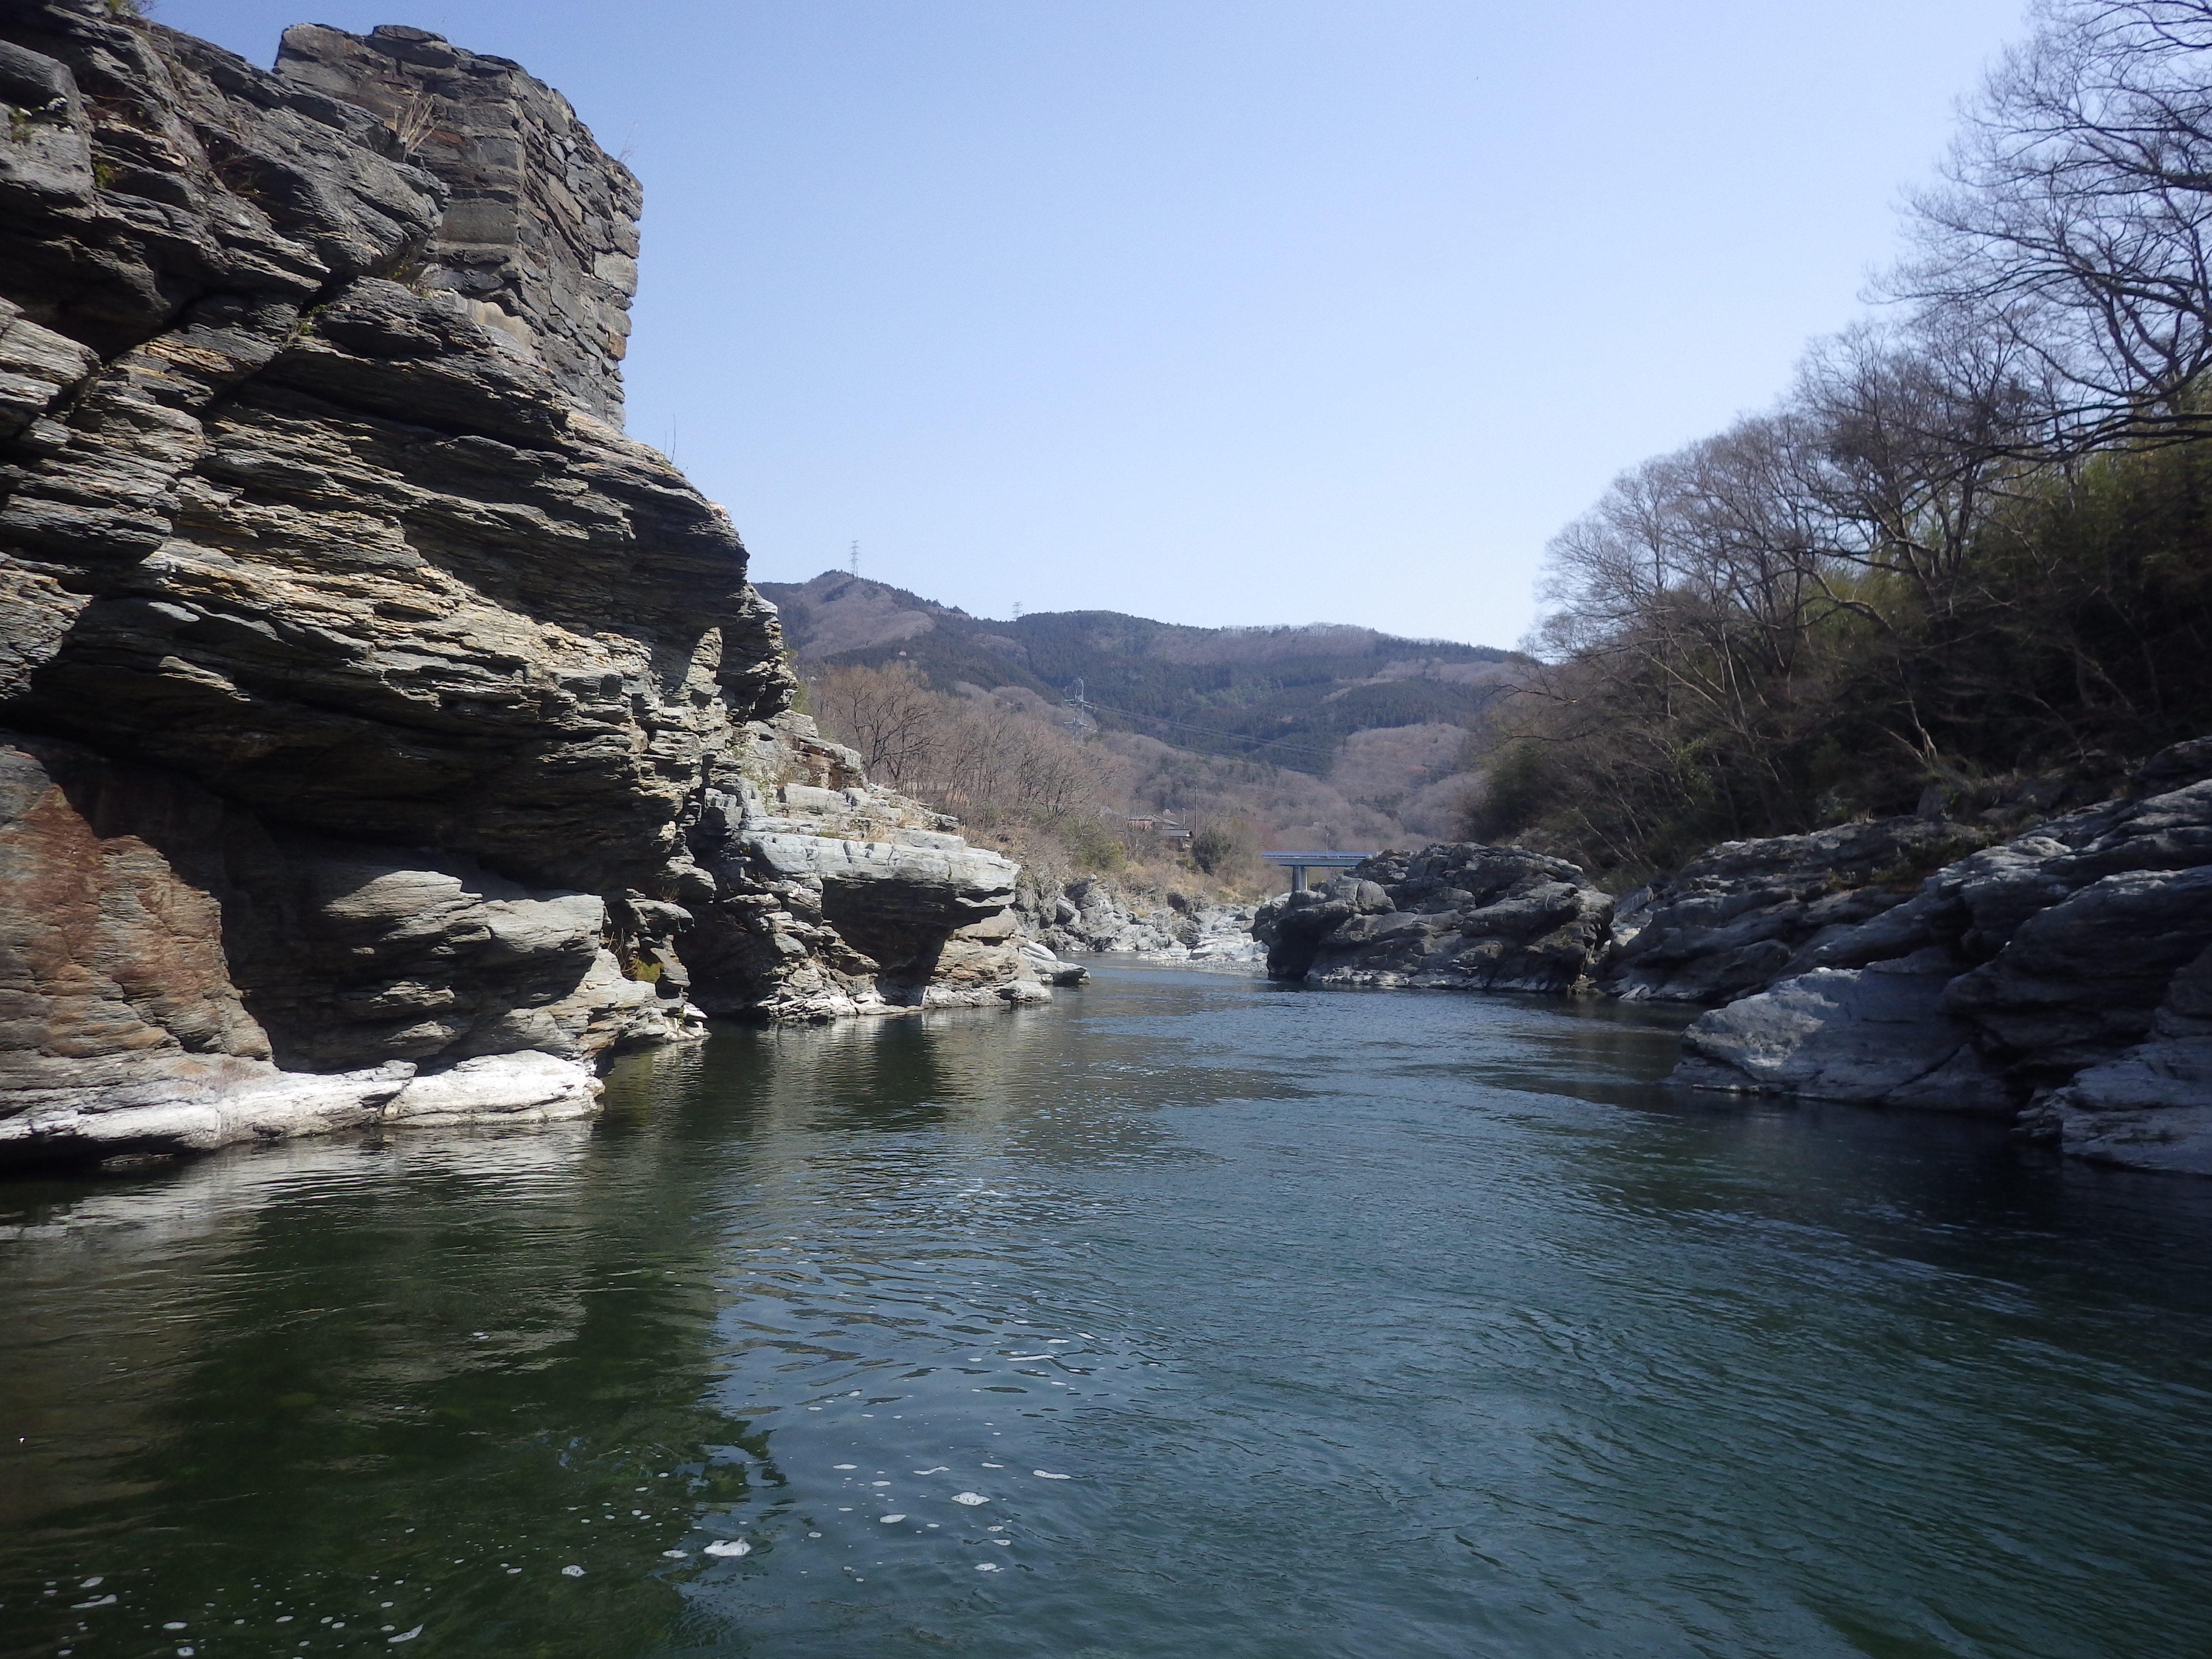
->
1673, 740, 2212, 1173
1254, 843, 1614, 993
1603, 817, 1992, 1004
0, 10, 1048, 1166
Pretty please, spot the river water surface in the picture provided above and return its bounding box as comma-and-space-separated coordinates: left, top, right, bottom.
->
3, 964, 2211, 1659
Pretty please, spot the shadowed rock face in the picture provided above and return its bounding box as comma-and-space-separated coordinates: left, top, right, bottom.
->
1602, 818, 1993, 1005
0, 8, 1046, 1165
1253, 844, 1614, 994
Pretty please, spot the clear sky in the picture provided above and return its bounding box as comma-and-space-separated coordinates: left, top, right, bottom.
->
165, 0, 2028, 649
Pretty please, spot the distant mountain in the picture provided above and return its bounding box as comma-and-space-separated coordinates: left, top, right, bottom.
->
756, 572, 1523, 782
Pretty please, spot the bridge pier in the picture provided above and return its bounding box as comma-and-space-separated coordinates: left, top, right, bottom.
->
1266, 851, 1374, 896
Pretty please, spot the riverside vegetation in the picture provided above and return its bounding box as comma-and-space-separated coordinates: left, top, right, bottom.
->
1250, 0, 2212, 1178
1469, 0, 2212, 880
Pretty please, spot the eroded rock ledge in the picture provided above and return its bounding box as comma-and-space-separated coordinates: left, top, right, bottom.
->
0, 10, 1053, 1166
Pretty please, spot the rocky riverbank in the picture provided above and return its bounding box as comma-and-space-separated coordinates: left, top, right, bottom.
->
1249, 740, 2212, 1175
0, 10, 1055, 1166
1675, 739, 2212, 1174
1021, 874, 1260, 965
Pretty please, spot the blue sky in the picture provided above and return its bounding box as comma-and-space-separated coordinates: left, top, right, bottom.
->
166, 0, 2028, 648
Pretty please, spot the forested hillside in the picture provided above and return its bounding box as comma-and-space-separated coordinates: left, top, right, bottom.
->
757, 571, 1519, 873
1472, 0, 2212, 880
757, 573, 1517, 776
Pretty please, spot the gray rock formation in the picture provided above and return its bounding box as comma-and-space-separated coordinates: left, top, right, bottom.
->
1603, 817, 1992, 1004
0, 10, 1050, 1166
1674, 740, 2212, 1172
678, 714, 1059, 1019
1253, 843, 1613, 992
1026, 875, 1257, 964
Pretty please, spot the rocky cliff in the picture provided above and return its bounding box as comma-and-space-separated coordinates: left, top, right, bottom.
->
0, 9, 1050, 1167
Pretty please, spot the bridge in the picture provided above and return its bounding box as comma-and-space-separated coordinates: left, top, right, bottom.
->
1263, 850, 1375, 892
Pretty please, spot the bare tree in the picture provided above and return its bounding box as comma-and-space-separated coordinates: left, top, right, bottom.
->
1898, 0, 2212, 443
814, 662, 938, 784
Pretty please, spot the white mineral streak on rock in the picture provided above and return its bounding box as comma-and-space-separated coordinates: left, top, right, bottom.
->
382, 1053, 602, 1122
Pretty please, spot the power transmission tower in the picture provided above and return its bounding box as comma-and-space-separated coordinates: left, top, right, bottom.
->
849, 540, 860, 577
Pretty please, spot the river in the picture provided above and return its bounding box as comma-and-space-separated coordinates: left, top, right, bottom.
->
3, 964, 2209, 1659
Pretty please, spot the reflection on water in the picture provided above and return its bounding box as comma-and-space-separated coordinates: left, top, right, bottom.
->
2, 963, 2210, 1659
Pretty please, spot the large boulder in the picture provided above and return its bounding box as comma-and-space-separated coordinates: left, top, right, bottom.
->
1254, 843, 1614, 993
671, 718, 1054, 1021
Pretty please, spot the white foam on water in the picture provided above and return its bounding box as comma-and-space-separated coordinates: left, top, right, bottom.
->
1033, 1470, 1071, 1479
913, 1466, 949, 1474
661, 1550, 688, 1559
561, 1565, 584, 1577
951, 1492, 989, 1505
975, 1562, 1001, 1572
878, 1514, 905, 1523
704, 1539, 752, 1557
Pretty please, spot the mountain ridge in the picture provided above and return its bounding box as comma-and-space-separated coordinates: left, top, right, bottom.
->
757, 570, 1523, 781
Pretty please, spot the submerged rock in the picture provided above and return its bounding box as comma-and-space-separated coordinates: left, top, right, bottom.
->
1253, 843, 1613, 993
